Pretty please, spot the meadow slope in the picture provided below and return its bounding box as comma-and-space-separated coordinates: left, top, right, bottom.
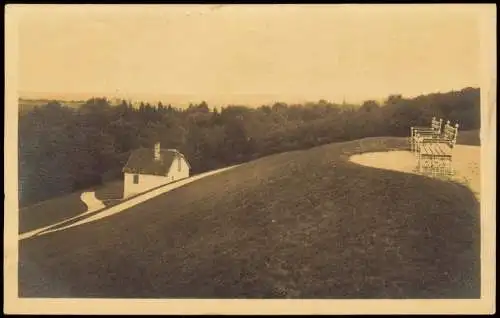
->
19, 136, 480, 299
19, 182, 122, 235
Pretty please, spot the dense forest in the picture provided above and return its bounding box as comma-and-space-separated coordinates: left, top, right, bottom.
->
18, 87, 480, 207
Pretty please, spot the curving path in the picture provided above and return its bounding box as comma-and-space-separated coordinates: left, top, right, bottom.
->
349, 145, 481, 201
19, 191, 106, 241
19, 164, 240, 241
80, 191, 106, 212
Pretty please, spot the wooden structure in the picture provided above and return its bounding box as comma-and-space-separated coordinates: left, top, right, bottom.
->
415, 120, 460, 176
409, 117, 443, 153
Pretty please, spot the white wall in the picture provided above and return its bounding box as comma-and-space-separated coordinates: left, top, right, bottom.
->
122, 156, 190, 198
123, 173, 170, 198
166, 156, 190, 182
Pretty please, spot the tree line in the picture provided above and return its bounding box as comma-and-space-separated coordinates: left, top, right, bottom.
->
18, 87, 480, 207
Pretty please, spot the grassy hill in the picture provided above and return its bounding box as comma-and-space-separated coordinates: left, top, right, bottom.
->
19, 136, 480, 299
456, 129, 481, 146
18, 180, 125, 234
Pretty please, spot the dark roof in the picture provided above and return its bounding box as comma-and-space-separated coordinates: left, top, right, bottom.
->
122, 148, 190, 176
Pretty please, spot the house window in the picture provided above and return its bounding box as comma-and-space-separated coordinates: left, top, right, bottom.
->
133, 174, 139, 184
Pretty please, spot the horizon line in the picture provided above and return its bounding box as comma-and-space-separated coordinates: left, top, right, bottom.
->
18, 86, 479, 107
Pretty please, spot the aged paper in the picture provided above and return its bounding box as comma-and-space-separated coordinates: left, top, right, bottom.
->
4, 4, 496, 314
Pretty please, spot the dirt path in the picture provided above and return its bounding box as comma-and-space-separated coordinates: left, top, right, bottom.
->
80, 191, 106, 212
19, 165, 240, 241
18, 191, 106, 241
349, 145, 481, 201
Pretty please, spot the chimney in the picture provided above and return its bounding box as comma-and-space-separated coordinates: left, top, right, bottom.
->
154, 142, 161, 161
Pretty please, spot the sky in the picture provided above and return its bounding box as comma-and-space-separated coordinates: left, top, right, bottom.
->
14, 4, 487, 106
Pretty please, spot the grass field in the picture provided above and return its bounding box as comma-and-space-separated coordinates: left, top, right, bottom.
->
18, 192, 88, 235
19, 180, 124, 234
456, 129, 481, 146
18, 134, 481, 299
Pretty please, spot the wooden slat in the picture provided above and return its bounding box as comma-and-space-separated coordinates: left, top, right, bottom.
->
420, 142, 452, 158
436, 143, 452, 155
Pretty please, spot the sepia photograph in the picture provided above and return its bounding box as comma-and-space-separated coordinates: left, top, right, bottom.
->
4, 3, 496, 315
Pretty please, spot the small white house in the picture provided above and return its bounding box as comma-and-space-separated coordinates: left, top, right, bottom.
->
122, 143, 191, 198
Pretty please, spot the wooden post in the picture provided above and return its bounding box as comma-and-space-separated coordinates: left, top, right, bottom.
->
410, 127, 414, 152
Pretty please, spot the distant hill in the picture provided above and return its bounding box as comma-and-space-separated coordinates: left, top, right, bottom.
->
18, 98, 85, 114
18, 87, 480, 111
18, 97, 133, 111
19, 136, 480, 298
18, 93, 351, 109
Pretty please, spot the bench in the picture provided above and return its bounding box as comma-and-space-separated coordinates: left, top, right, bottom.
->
409, 117, 443, 153
416, 120, 459, 176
